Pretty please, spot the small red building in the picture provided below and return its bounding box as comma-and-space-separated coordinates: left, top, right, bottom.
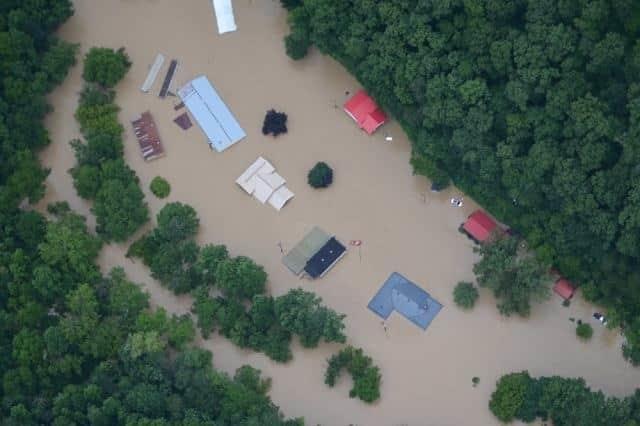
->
462, 210, 497, 243
553, 278, 576, 300
343, 90, 387, 134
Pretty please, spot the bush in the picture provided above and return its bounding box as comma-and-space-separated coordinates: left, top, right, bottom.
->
453, 281, 479, 310
83, 47, 131, 88
262, 109, 288, 136
576, 323, 593, 340
150, 176, 171, 198
308, 162, 333, 188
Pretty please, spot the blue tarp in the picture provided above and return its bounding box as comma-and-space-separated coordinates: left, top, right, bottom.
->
367, 272, 442, 330
178, 75, 246, 152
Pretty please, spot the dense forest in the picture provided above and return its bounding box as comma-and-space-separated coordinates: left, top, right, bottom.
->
0, 202, 302, 424
489, 371, 640, 425
0, 1, 302, 423
284, 0, 640, 363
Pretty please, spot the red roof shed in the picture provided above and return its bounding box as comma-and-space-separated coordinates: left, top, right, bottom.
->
462, 210, 497, 243
343, 90, 387, 134
553, 278, 576, 300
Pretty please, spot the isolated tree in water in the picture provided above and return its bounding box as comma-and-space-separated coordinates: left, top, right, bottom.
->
453, 281, 479, 310
473, 237, 551, 317
262, 109, 288, 137
308, 162, 333, 188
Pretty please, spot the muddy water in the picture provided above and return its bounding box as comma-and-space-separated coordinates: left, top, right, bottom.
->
36, 1, 640, 425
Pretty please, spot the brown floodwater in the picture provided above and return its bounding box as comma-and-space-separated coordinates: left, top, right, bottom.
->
36, 1, 640, 425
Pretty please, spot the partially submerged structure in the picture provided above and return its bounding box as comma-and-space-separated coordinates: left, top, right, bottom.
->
173, 112, 192, 130
553, 278, 576, 301
131, 111, 165, 161
368, 272, 442, 331
462, 210, 498, 243
140, 53, 164, 93
343, 90, 387, 134
236, 157, 294, 211
282, 227, 347, 278
178, 75, 246, 152
304, 237, 346, 278
159, 59, 178, 98
212, 0, 237, 34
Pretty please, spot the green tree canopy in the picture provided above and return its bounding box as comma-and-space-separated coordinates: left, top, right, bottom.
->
274, 288, 346, 348
215, 256, 267, 301
453, 281, 479, 310
473, 238, 551, 317
82, 47, 131, 88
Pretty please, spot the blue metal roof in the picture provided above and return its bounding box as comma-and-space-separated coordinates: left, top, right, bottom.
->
179, 75, 246, 152
367, 272, 442, 330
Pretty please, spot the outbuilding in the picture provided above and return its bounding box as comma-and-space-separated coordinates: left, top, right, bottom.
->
553, 278, 576, 300
343, 90, 387, 134
462, 210, 497, 243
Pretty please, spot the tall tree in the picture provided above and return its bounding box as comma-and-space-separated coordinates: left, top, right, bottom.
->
473, 238, 551, 317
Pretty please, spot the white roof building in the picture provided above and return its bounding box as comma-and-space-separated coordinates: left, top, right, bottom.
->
178, 75, 246, 152
236, 157, 295, 211
212, 0, 237, 34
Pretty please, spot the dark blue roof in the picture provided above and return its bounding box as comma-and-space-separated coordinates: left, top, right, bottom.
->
304, 238, 346, 278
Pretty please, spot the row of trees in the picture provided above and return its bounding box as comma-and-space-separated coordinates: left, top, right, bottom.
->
1, 201, 300, 424
128, 202, 349, 363
70, 47, 149, 242
283, 0, 640, 364
489, 371, 640, 425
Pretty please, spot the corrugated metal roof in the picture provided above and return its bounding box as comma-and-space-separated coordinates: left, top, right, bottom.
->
463, 210, 497, 242
178, 75, 246, 152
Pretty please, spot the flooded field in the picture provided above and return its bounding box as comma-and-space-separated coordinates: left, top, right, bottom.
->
36, 1, 640, 425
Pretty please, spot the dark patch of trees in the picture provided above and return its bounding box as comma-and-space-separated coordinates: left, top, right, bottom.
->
262, 109, 288, 136
0, 204, 301, 424
0, 0, 76, 213
284, 0, 640, 363
70, 50, 148, 242
490, 371, 640, 425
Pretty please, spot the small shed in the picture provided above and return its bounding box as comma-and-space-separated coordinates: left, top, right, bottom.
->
343, 90, 387, 134
553, 278, 576, 300
462, 210, 497, 243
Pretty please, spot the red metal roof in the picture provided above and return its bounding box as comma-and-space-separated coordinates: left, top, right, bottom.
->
462, 210, 497, 242
553, 278, 576, 300
343, 90, 387, 134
